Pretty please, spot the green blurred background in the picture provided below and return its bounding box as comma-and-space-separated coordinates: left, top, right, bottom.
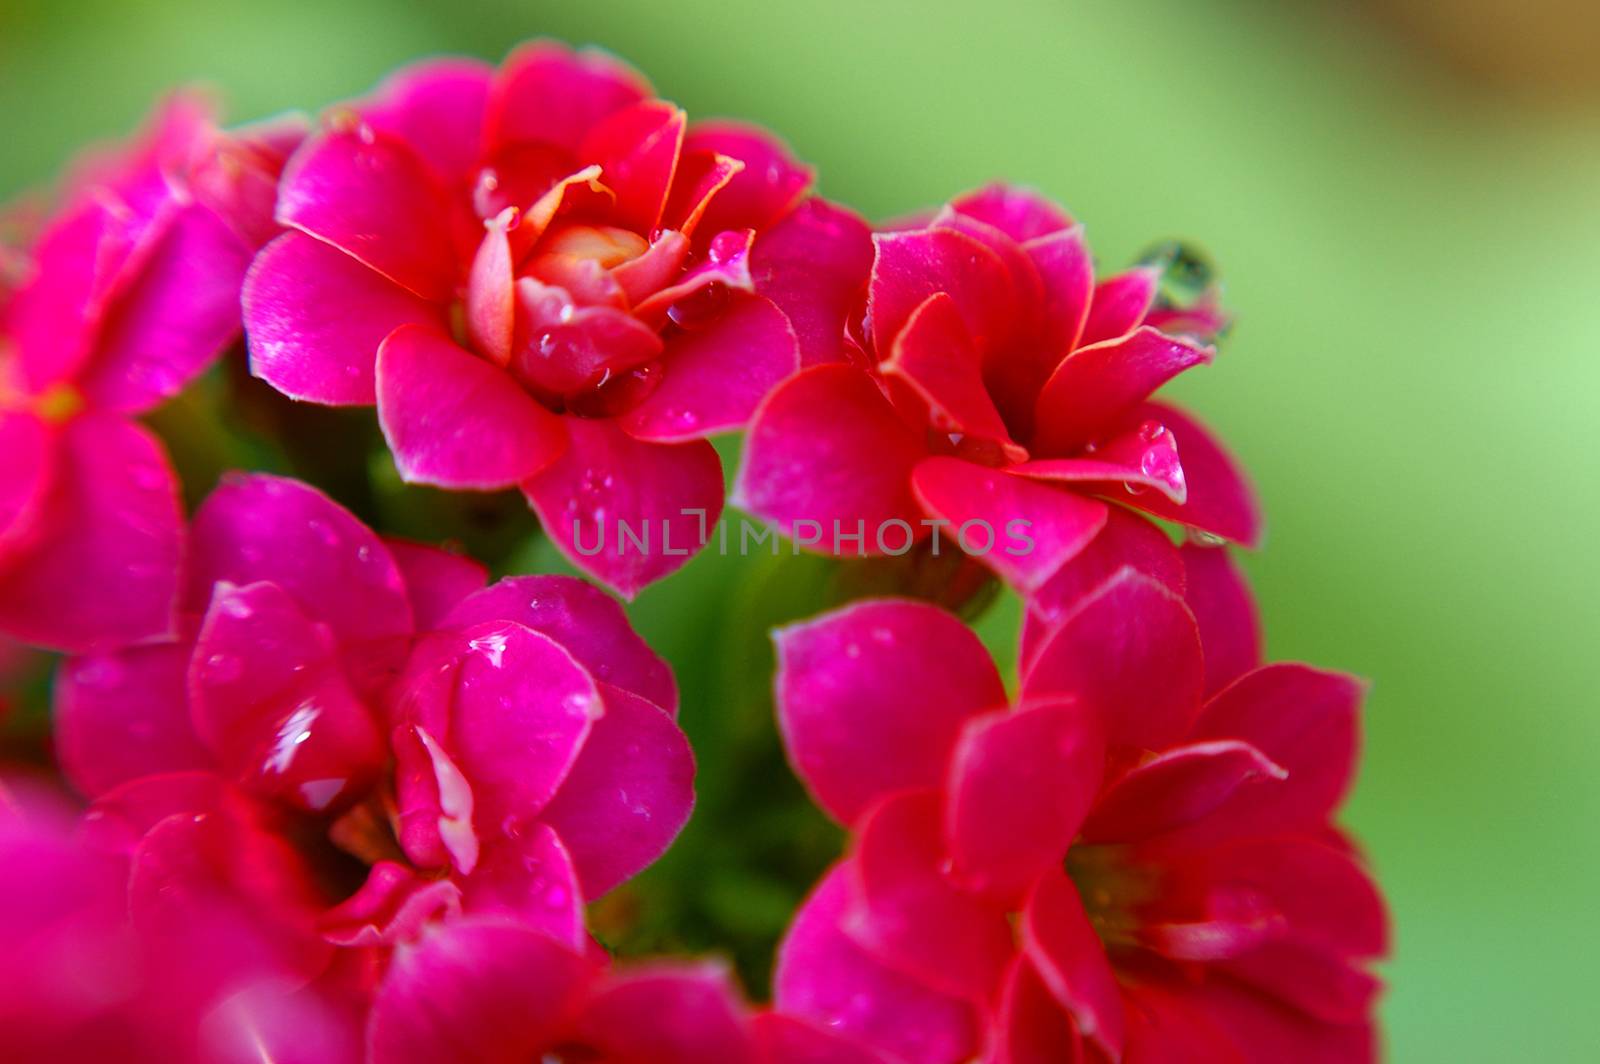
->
3, 0, 1597, 1058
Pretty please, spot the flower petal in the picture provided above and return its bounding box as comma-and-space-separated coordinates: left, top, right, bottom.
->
1021, 870, 1125, 1060
461, 822, 586, 949
622, 292, 798, 441
869, 227, 1014, 355
950, 184, 1073, 243
1177, 664, 1364, 843
187, 473, 411, 647
55, 643, 209, 797
944, 700, 1104, 903
486, 40, 651, 155
775, 864, 980, 1064
0, 412, 53, 559
189, 580, 385, 812
752, 198, 874, 367
79, 203, 251, 414
383, 538, 488, 631
1181, 543, 1263, 696
1114, 401, 1263, 548
367, 918, 592, 1064
773, 599, 1003, 825
578, 100, 686, 234
1189, 978, 1375, 1063
882, 292, 1018, 451
911, 458, 1106, 592
1080, 739, 1286, 844
752, 1013, 898, 1064
1032, 327, 1214, 456
363, 57, 494, 187
446, 621, 602, 828
1022, 567, 1204, 750
277, 125, 459, 301
0, 414, 181, 653
733, 365, 927, 551
540, 683, 695, 898
443, 574, 676, 713
244, 231, 440, 406
994, 957, 1085, 1064
845, 790, 1013, 999
682, 121, 813, 234
320, 860, 463, 947
574, 963, 758, 1064
1078, 266, 1158, 348
523, 417, 723, 598
376, 323, 568, 490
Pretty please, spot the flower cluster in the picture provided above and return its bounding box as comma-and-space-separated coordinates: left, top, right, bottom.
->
0, 36, 1386, 1064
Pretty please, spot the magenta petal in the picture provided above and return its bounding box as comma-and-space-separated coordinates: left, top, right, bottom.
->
1021, 507, 1185, 670
663, 151, 745, 237
753, 1013, 897, 1064
944, 700, 1103, 903
882, 293, 1017, 449
383, 538, 488, 631
188, 473, 412, 646
1181, 543, 1263, 696
320, 861, 462, 947
189, 580, 385, 811
367, 918, 592, 1064
1032, 327, 1215, 456
244, 231, 440, 406
277, 126, 459, 300
1078, 266, 1158, 348
773, 599, 1003, 825
1116, 402, 1263, 547
911, 458, 1107, 592
376, 323, 568, 489
1191, 978, 1375, 1063
1220, 941, 1382, 1026
1023, 567, 1204, 749
575, 964, 757, 1064
486, 40, 650, 155
55, 643, 209, 797
0, 414, 181, 653
462, 822, 586, 948
775, 864, 980, 1064
578, 100, 686, 233
465, 218, 515, 365
1080, 739, 1286, 844
622, 292, 798, 441
447, 621, 602, 826
1021, 870, 1125, 1059
80, 771, 225, 856
523, 417, 723, 598
444, 575, 676, 713
683, 121, 814, 233
1179, 664, 1364, 842
0, 412, 52, 558
1012, 418, 1189, 505
995, 957, 1085, 1064
950, 184, 1073, 243
540, 683, 695, 898
199, 982, 365, 1064
752, 198, 874, 367
845, 790, 1013, 999
1118, 982, 1238, 1062
733, 365, 927, 551
870, 227, 1014, 354
363, 57, 494, 187
79, 203, 251, 414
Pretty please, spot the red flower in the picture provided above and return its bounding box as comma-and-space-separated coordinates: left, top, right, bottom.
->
735, 184, 1260, 598
0, 93, 300, 651
244, 42, 820, 595
770, 539, 1385, 1062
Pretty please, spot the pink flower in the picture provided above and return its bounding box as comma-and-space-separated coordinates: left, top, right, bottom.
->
0, 94, 301, 652
769, 542, 1386, 1062
244, 41, 818, 596
54, 474, 694, 1029
735, 184, 1260, 599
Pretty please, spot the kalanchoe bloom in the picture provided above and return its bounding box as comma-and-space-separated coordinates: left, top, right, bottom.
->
53, 474, 694, 1036
244, 41, 816, 596
735, 184, 1260, 600
0, 94, 301, 652
770, 542, 1386, 1062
